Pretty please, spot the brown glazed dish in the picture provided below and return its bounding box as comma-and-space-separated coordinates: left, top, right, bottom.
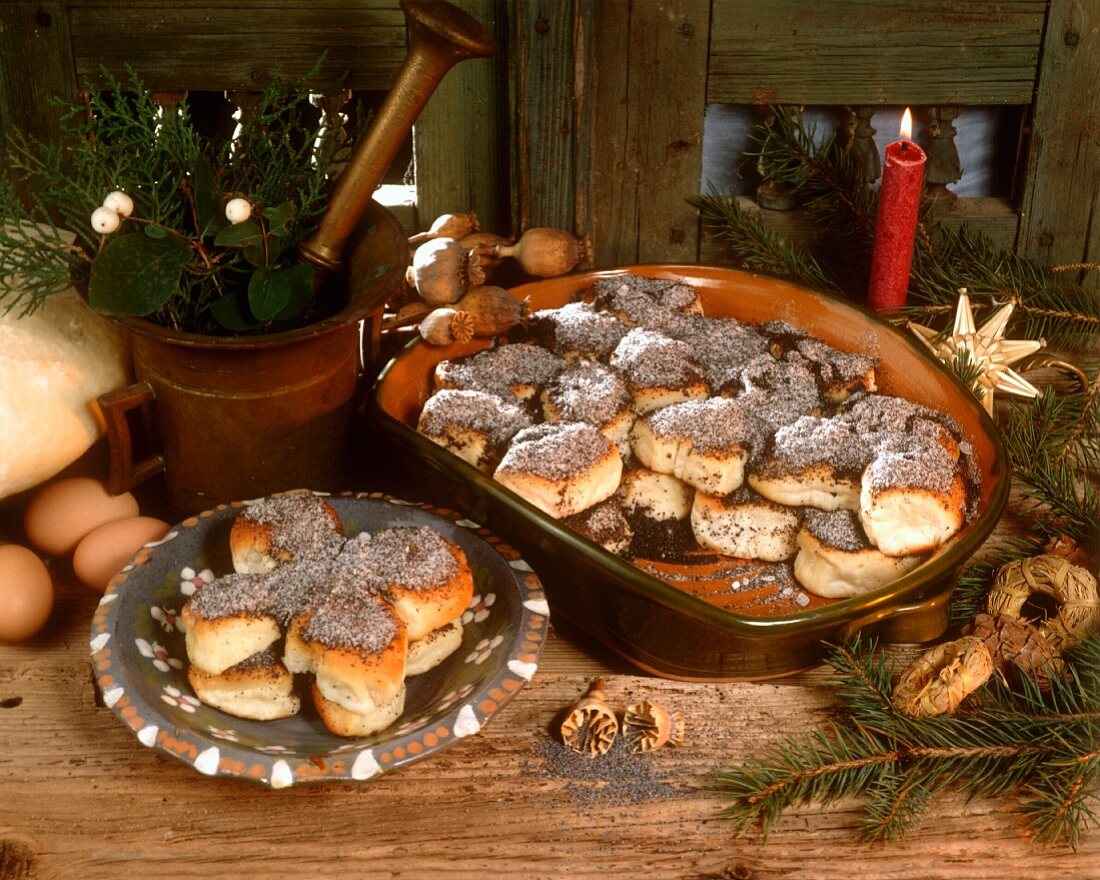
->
368, 265, 1009, 680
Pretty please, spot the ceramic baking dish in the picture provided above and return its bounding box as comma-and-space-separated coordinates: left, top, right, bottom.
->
367, 265, 1009, 680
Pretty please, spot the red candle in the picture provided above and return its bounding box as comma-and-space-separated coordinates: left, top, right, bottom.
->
868, 109, 926, 313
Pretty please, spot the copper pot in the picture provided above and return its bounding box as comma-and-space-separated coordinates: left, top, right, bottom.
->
98, 201, 406, 518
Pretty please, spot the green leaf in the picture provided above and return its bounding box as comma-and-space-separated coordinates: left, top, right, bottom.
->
242, 234, 283, 268
247, 266, 288, 320
214, 218, 263, 248
272, 263, 314, 321
88, 233, 190, 316
190, 156, 219, 236
263, 201, 294, 237
143, 224, 167, 239
208, 292, 261, 331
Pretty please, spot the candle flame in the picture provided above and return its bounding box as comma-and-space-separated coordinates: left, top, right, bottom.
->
900, 108, 913, 141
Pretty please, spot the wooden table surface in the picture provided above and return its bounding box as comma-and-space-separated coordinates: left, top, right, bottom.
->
2, 388, 1097, 880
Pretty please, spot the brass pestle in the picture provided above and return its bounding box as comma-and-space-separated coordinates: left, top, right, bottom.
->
298, 0, 496, 279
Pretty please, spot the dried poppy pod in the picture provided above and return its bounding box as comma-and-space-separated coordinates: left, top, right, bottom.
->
460, 232, 512, 270
561, 678, 618, 756
893, 636, 994, 718
418, 307, 470, 345
493, 227, 591, 277
411, 237, 486, 305
623, 699, 685, 754
454, 285, 527, 338
409, 211, 479, 246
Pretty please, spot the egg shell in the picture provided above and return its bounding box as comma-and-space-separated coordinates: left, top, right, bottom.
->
24, 477, 139, 556
0, 544, 54, 643
73, 516, 171, 593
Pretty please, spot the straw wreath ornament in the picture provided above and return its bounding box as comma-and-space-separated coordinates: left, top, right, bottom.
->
986, 555, 1100, 652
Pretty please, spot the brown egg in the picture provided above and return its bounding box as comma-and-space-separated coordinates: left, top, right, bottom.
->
73, 516, 171, 593
24, 477, 139, 556
0, 544, 54, 643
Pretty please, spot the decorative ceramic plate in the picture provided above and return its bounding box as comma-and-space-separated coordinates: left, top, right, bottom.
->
90, 492, 549, 787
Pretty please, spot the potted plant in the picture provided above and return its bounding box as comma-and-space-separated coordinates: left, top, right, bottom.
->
0, 0, 497, 518
0, 68, 408, 517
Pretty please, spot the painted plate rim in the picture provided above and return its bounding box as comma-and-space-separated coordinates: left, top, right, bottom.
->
89, 490, 550, 787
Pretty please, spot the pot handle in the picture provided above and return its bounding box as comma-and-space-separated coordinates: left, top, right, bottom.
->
97, 382, 166, 495
836, 585, 954, 645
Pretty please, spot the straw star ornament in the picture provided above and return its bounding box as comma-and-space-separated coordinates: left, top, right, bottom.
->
908, 289, 1045, 415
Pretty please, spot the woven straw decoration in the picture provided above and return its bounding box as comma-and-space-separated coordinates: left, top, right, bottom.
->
987, 555, 1100, 652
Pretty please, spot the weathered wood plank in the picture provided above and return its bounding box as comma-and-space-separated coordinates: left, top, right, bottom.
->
708, 0, 1047, 105
509, 0, 577, 234
0, 578, 1095, 879
413, 0, 505, 236
1016, 0, 1100, 288
580, 0, 709, 267
67, 2, 406, 91
0, 2, 79, 158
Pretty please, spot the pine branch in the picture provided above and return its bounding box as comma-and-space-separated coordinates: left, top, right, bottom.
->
949, 536, 1046, 626
693, 190, 841, 294
907, 225, 1100, 351
713, 636, 1100, 845
712, 722, 896, 839
1000, 385, 1100, 546
857, 772, 934, 843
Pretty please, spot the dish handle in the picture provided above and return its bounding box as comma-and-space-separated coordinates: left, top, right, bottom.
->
836, 583, 955, 645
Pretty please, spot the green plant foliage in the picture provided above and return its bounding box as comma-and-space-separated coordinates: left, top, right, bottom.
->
713, 634, 1100, 847
0, 64, 349, 335
89, 233, 191, 315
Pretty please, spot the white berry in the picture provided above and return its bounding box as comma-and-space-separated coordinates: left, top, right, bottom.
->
103, 190, 134, 217
225, 198, 252, 224
91, 206, 121, 234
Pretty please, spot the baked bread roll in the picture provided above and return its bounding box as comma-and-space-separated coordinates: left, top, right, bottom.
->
631, 397, 764, 496
793, 509, 923, 598
793, 338, 876, 403
609, 328, 710, 414
340, 527, 475, 642
186, 648, 300, 720
525, 301, 628, 362
859, 435, 967, 557
591, 274, 702, 336
294, 587, 408, 715
541, 360, 634, 459
494, 422, 623, 519
417, 388, 533, 473
748, 415, 868, 511
691, 486, 800, 562
738, 352, 823, 431
230, 491, 345, 574
406, 619, 465, 676
668, 314, 770, 393
181, 573, 281, 675
312, 681, 407, 737
434, 342, 565, 401
619, 466, 694, 523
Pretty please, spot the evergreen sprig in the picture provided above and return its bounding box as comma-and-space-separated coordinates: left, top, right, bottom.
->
998, 380, 1100, 546
713, 634, 1100, 846
0, 64, 346, 334
697, 105, 1099, 351
694, 188, 840, 294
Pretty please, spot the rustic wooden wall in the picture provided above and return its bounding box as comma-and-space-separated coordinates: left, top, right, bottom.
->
1, 0, 1097, 279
